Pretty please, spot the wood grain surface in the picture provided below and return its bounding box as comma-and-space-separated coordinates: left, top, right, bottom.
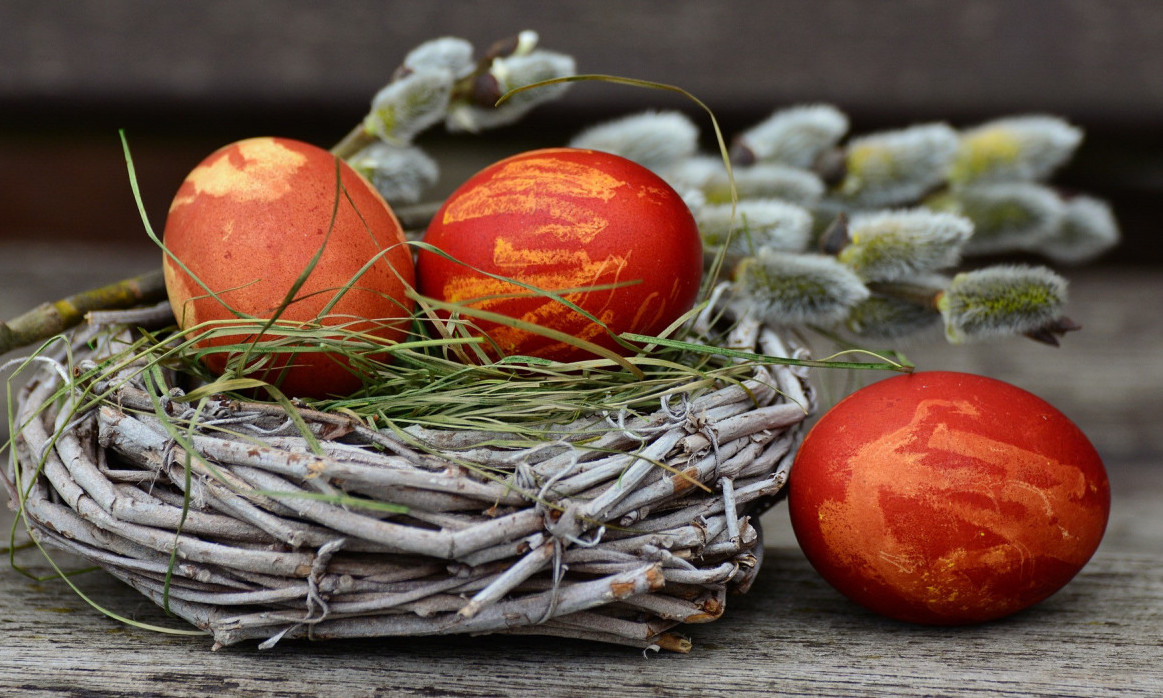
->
1, 542, 1159, 697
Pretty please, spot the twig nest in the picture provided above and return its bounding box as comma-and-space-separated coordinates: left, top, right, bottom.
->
7, 318, 813, 652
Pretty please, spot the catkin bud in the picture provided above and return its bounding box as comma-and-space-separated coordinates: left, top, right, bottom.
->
661, 157, 824, 206
665, 158, 825, 206
399, 36, 476, 79
730, 104, 850, 168
347, 143, 440, 204
838, 209, 973, 282
364, 68, 455, 144
733, 250, 870, 326
938, 265, 1068, 343
927, 182, 1065, 255
729, 164, 826, 205
1033, 195, 1121, 265
658, 156, 727, 200
496, 51, 576, 106
948, 115, 1082, 186
569, 110, 700, 170
836, 123, 960, 207
446, 50, 576, 132
696, 199, 814, 256
846, 293, 942, 340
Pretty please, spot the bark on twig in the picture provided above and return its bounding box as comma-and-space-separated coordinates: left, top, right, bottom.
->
0, 269, 167, 355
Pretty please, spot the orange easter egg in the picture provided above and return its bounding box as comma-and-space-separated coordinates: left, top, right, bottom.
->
162, 136, 415, 398
416, 147, 702, 362
788, 371, 1110, 625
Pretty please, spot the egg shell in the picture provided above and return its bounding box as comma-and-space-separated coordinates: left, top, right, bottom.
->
788, 371, 1110, 625
416, 147, 703, 362
162, 136, 415, 398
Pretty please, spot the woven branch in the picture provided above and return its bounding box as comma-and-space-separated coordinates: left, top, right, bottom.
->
5, 317, 813, 652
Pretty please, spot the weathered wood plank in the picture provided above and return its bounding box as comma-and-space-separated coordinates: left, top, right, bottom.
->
1, 543, 1158, 697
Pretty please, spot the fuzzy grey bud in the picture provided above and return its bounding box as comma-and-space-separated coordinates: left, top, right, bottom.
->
731, 104, 849, 169
658, 156, 726, 197
364, 68, 455, 144
1034, 195, 1121, 265
733, 250, 870, 326
347, 142, 439, 205
731, 164, 826, 205
949, 115, 1083, 185
836, 123, 960, 207
446, 50, 576, 132
569, 110, 699, 170
928, 182, 1066, 256
696, 199, 813, 256
664, 157, 825, 207
838, 209, 974, 282
938, 265, 1068, 343
846, 294, 942, 340
400, 37, 476, 79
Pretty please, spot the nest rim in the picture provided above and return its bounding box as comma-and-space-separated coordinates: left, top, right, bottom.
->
5, 314, 815, 653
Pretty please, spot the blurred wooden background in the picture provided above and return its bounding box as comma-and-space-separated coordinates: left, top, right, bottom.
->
2, 0, 1162, 262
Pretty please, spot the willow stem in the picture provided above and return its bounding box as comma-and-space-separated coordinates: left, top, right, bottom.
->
0, 269, 168, 355
329, 123, 377, 160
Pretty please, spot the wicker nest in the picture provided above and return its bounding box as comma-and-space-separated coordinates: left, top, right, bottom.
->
6, 314, 814, 652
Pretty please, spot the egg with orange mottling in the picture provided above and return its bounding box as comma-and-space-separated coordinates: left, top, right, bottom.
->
416, 148, 703, 362
788, 371, 1109, 625
162, 136, 415, 399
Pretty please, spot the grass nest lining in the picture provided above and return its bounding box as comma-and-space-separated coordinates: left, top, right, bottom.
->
2, 289, 846, 653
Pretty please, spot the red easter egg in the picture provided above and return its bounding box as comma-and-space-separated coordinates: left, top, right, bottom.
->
788, 371, 1109, 625
416, 147, 702, 362
163, 136, 415, 399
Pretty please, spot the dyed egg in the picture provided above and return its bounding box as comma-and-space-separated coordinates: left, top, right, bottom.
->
162, 136, 415, 399
416, 147, 703, 362
788, 371, 1109, 625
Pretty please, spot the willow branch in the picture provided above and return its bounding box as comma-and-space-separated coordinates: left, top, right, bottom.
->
0, 269, 167, 355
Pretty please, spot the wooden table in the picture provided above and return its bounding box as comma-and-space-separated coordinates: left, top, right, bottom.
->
3, 242, 1161, 696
